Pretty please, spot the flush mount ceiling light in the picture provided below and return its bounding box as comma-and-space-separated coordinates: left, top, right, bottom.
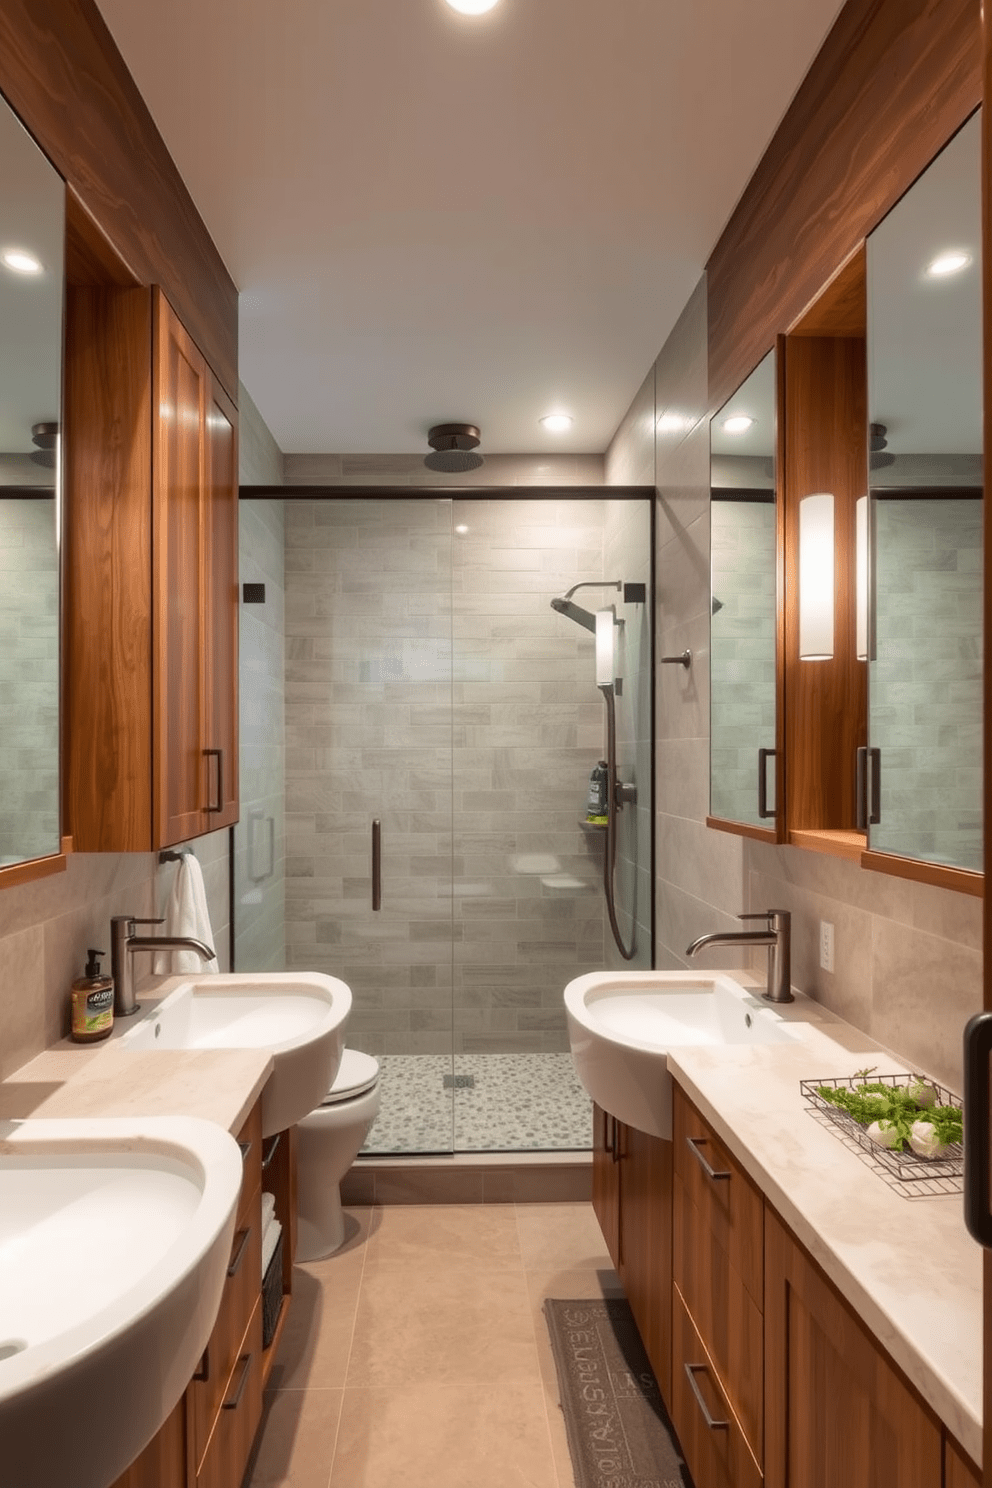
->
445, 0, 500, 12
926, 250, 972, 277
540, 414, 573, 433
424, 423, 484, 473
1, 247, 42, 274
722, 414, 754, 435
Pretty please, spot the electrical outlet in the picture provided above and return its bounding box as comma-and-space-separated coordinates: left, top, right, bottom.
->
819, 920, 835, 974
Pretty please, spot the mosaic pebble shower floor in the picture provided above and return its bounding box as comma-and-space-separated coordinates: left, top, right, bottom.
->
361, 1053, 592, 1154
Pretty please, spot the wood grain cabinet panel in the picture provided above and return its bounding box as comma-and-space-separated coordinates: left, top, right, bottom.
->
617, 1121, 673, 1403
65, 282, 239, 851
673, 1087, 763, 1307
672, 1285, 762, 1488
944, 1434, 982, 1488
764, 1207, 942, 1488
591, 1103, 621, 1270
196, 1300, 264, 1488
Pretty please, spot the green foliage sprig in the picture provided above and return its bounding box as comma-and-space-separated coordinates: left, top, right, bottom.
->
815, 1075, 962, 1156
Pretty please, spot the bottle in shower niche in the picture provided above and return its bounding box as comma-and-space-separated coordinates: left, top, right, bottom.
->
69, 949, 115, 1043
586, 760, 609, 824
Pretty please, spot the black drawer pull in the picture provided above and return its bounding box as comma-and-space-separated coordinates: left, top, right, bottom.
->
685, 1135, 731, 1182
204, 748, 224, 814
684, 1362, 729, 1431
227, 1226, 251, 1278
237, 1139, 253, 1164
262, 1133, 281, 1171
223, 1352, 252, 1411
192, 1347, 209, 1383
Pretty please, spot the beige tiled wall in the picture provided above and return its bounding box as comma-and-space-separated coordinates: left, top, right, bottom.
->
608, 274, 981, 1093
282, 452, 607, 488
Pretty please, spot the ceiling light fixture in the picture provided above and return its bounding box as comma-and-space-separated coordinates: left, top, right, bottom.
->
540, 414, 573, 433
445, 0, 500, 13
722, 414, 754, 435
926, 250, 971, 277
1, 248, 42, 274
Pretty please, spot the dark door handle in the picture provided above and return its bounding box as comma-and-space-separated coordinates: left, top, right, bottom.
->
372, 819, 381, 911
204, 748, 223, 813
964, 1013, 992, 1245
856, 747, 881, 829
758, 748, 776, 819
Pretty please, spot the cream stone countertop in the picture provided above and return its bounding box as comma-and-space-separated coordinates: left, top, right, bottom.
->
667, 1011, 981, 1464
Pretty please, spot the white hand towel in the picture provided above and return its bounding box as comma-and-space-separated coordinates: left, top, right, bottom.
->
261, 1218, 283, 1280
153, 854, 219, 975
261, 1191, 277, 1233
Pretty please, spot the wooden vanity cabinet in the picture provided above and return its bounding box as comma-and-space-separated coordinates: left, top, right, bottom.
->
591, 1104, 672, 1400
764, 1205, 942, 1488
65, 282, 239, 852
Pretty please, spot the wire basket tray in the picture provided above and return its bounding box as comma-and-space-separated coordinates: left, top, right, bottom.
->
801, 1073, 963, 1195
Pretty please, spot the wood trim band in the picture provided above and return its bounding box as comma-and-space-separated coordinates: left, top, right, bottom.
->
860, 849, 983, 898
705, 816, 779, 845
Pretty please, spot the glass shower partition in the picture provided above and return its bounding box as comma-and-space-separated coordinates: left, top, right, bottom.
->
282, 498, 456, 1151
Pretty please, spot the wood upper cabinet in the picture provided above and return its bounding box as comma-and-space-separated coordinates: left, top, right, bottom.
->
764, 1206, 943, 1488
65, 284, 239, 851
153, 292, 239, 845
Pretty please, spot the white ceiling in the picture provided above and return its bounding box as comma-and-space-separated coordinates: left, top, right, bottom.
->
94, 0, 846, 457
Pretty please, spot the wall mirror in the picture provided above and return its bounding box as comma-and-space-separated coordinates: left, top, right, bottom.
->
0, 92, 64, 872
866, 109, 982, 879
709, 348, 778, 832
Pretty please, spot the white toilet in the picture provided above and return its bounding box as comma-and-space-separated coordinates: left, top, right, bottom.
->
295, 1048, 381, 1261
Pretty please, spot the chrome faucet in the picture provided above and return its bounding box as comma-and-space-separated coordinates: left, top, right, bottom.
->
685, 909, 793, 1004
110, 915, 216, 1017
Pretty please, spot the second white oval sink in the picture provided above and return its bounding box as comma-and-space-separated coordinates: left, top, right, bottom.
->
119, 972, 352, 1135
565, 969, 801, 1139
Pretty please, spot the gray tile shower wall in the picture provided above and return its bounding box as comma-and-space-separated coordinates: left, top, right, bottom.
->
606, 273, 981, 1091
282, 452, 607, 487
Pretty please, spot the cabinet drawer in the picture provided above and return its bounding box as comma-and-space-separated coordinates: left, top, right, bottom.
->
673, 1172, 763, 1460
672, 1285, 762, 1488
236, 1102, 262, 1221
196, 1299, 264, 1488
674, 1086, 763, 1306
190, 1188, 262, 1471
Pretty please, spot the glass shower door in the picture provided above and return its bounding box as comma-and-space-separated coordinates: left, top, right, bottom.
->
282, 497, 455, 1152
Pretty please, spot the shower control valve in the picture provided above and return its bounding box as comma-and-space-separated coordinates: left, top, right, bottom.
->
614, 779, 638, 810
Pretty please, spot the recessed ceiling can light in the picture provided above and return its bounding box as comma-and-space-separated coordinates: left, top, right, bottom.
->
455, 524, 469, 534
540, 414, 573, 432
446, 0, 500, 12
926, 250, 972, 277
722, 414, 754, 435
1, 248, 42, 274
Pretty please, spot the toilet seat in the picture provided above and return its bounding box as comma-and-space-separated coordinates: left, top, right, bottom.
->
320, 1048, 380, 1105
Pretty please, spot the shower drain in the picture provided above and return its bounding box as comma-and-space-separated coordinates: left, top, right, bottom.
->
443, 1073, 476, 1089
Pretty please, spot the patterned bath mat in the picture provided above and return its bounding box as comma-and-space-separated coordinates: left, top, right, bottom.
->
544, 1298, 691, 1488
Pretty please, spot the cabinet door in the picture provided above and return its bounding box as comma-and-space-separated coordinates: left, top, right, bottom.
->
591, 1103, 621, 1269
110, 1394, 188, 1488
154, 290, 209, 847
618, 1122, 673, 1404
202, 372, 239, 829
765, 1208, 942, 1487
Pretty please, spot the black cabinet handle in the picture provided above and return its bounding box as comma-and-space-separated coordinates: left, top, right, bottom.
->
222, 1352, 253, 1411
964, 1013, 992, 1245
262, 1132, 282, 1171
757, 748, 776, 819
192, 1347, 209, 1383
685, 1135, 731, 1182
227, 1226, 251, 1278
856, 747, 881, 829
684, 1363, 729, 1430
204, 748, 223, 813
372, 818, 382, 910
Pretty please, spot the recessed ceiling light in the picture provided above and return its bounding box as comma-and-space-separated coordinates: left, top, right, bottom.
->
540, 414, 573, 433
446, 0, 500, 12
1, 248, 42, 274
455, 524, 469, 534
722, 415, 754, 435
926, 250, 972, 277
657, 412, 688, 433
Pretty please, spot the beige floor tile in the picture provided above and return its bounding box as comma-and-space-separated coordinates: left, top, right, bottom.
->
330, 1383, 560, 1488
514, 1202, 612, 1273
247, 1388, 342, 1488
266, 1267, 360, 1392
346, 1265, 543, 1388
362, 1202, 524, 1272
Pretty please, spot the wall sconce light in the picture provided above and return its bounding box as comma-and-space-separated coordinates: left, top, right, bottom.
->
855, 496, 868, 662
798, 492, 834, 660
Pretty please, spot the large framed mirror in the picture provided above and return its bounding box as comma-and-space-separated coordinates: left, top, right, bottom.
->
865, 109, 982, 886
709, 348, 780, 835
0, 93, 65, 876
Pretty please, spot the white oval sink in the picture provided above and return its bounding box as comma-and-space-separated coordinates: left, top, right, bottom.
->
565, 970, 801, 1139
0, 1116, 242, 1488
119, 972, 352, 1136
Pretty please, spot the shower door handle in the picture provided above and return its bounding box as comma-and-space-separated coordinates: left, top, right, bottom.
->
372, 819, 381, 911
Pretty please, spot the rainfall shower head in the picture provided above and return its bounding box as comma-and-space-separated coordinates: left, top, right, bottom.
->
550, 596, 597, 633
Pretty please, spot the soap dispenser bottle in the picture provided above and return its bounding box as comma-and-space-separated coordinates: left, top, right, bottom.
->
70, 949, 115, 1043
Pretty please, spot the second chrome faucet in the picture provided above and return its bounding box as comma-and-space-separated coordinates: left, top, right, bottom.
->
686, 909, 793, 1004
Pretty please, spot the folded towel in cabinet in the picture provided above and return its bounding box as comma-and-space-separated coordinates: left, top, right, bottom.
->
261, 1218, 283, 1279
261, 1191, 277, 1232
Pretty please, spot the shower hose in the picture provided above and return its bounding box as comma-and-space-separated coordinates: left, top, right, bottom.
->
601, 683, 636, 961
